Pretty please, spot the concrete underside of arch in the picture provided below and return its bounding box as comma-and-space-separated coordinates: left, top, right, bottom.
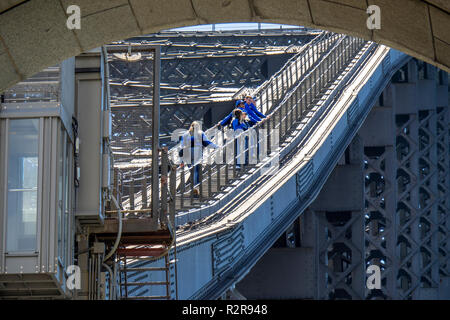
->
0, 0, 449, 92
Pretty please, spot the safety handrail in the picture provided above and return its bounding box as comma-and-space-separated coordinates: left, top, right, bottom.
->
113, 34, 370, 229
169, 31, 342, 162
168, 35, 368, 222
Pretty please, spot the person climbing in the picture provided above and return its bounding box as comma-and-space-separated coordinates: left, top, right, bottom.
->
217, 99, 259, 129
178, 121, 218, 197
231, 109, 256, 168
244, 95, 266, 122
231, 108, 257, 131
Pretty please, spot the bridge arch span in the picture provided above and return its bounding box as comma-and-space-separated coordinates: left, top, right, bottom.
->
0, 0, 448, 92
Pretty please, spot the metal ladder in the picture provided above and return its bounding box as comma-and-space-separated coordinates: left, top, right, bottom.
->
118, 245, 177, 300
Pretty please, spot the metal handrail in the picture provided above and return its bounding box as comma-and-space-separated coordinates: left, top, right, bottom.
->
115, 32, 339, 182
113, 34, 369, 228
169, 31, 342, 162
250, 31, 339, 114
167, 35, 367, 220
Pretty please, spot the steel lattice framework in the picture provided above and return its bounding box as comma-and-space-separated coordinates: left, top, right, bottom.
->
436, 106, 449, 279
161, 55, 272, 88
362, 60, 449, 299
107, 30, 318, 160
313, 137, 366, 300
107, 48, 156, 167
315, 210, 366, 299
125, 29, 318, 52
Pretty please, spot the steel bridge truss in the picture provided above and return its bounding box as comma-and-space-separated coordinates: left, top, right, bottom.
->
124, 29, 317, 53
363, 62, 449, 299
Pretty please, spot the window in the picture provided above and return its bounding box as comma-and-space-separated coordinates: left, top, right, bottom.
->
6, 119, 39, 252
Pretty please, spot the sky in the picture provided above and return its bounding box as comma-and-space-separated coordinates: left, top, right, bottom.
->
169, 22, 305, 32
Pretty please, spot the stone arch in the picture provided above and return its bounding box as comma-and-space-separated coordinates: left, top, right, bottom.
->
0, 0, 449, 92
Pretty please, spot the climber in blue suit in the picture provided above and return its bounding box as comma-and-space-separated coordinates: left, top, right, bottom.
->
218, 100, 260, 129
231, 109, 257, 131
178, 121, 218, 194
244, 95, 266, 121
231, 109, 257, 167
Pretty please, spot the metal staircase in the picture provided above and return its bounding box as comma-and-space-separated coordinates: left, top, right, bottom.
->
101, 31, 380, 300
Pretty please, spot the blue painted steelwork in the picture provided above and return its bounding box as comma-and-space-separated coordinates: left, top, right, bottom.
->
124, 41, 410, 299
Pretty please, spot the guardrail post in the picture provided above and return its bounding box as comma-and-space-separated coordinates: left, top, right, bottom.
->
313, 68, 316, 103
130, 178, 135, 211
301, 82, 305, 115
198, 163, 203, 202
113, 168, 119, 210
307, 49, 311, 70
328, 52, 332, 83
279, 107, 286, 137
262, 89, 267, 114
289, 95, 294, 129
306, 74, 312, 108
225, 161, 229, 186
301, 54, 305, 76
285, 100, 289, 135
216, 162, 221, 193
337, 43, 341, 72
289, 96, 293, 130
207, 157, 212, 200
267, 116, 272, 155
346, 37, 350, 62
333, 49, 337, 79
225, 133, 231, 184
118, 171, 123, 205
169, 162, 176, 226
344, 40, 347, 65
319, 61, 323, 91
288, 64, 293, 89
338, 44, 342, 71
180, 164, 185, 209
270, 83, 275, 111
241, 137, 245, 173
316, 62, 320, 94
277, 73, 284, 104
142, 172, 147, 209
280, 107, 285, 140
316, 66, 319, 96
343, 38, 347, 63
298, 81, 305, 121
161, 146, 169, 226
232, 139, 237, 178
190, 165, 195, 205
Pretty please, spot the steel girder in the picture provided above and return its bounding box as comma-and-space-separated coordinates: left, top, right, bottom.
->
363, 60, 449, 299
